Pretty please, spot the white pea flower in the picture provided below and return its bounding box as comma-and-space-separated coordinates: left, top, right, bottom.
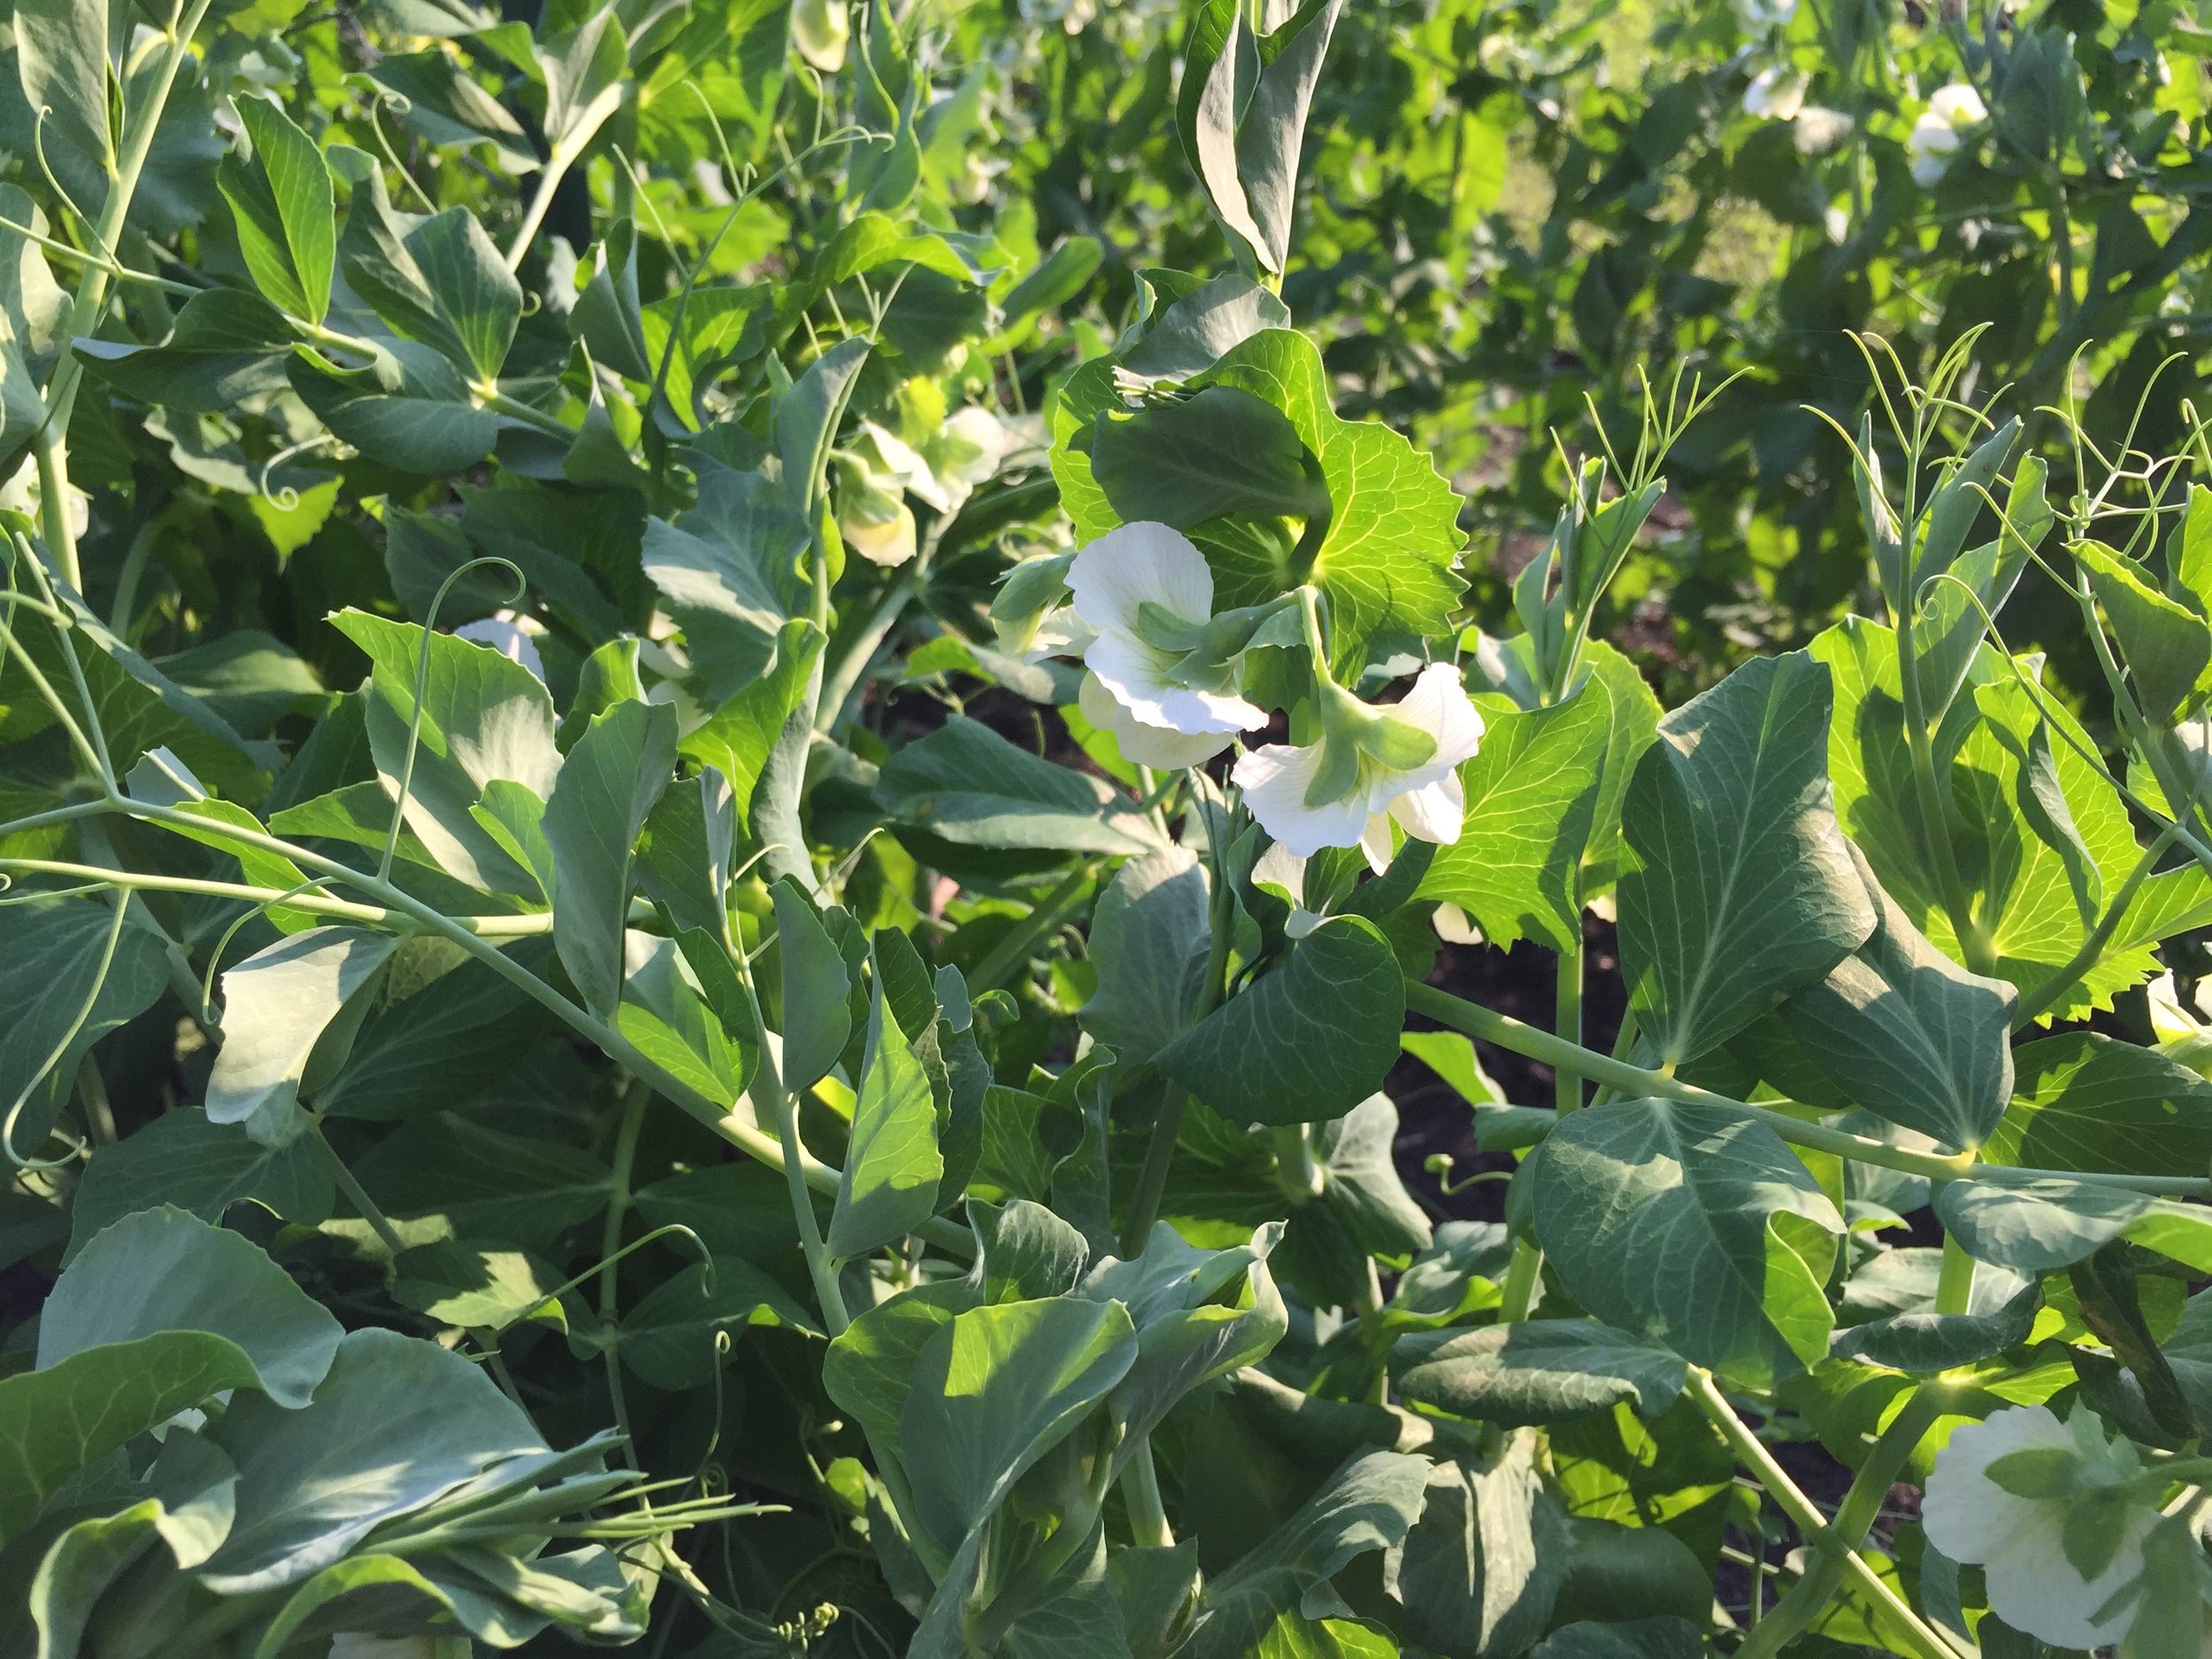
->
1731, 0, 1795, 32
1923, 1404, 2161, 1650
455, 612, 545, 682
1744, 66, 1808, 120
1252, 839, 1328, 937
1066, 522, 1268, 737
1909, 86, 1986, 188
1233, 663, 1485, 865
1079, 672, 1231, 771
1023, 604, 1098, 664
1432, 902, 1483, 945
1928, 83, 1989, 127
926, 407, 1011, 515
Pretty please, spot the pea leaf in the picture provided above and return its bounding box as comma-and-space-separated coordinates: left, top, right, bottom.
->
0, 896, 170, 1158
1934, 1178, 2212, 1276
220, 99, 336, 325
1155, 916, 1404, 1126
1391, 1320, 1689, 1428
1985, 1031, 2212, 1176
543, 699, 675, 1016
68, 1110, 334, 1261
1417, 683, 1610, 953
618, 1255, 821, 1389
75, 288, 295, 414
1194, 328, 1465, 676
1530, 1099, 1843, 1388
772, 877, 854, 1094
206, 927, 400, 1146
1081, 845, 1212, 1073
827, 960, 945, 1260
875, 716, 1161, 855
1617, 649, 1876, 1067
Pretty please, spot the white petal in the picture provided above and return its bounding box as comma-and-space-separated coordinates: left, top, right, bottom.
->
1929, 83, 1986, 127
1923, 1406, 2073, 1566
1156, 682, 1269, 734
1252, 839, 1307, 903
1361, 813, 1396, 874
1087, 633, 1264, 733
1233, 742, 1371, 857
1983, 1502, 2155, 1649
1390, 772, 1466, 846
1396, 664, 1486, 765
1067, 521, 1215, 635
1079, 672, 1231, 770
1432, 902, 1483, 945
1024, 605, 1099, 664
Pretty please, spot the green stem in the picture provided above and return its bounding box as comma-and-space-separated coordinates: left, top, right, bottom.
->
318, 1125, 406, 1256
1121, 1437, 1173, 1548
1406, 980, 2212, 1194
1555, 933, 1582, 1116
599, 1082, 649, 1440
969, 861, 1099, 994
1935, 1233, 1976, 1317
1686, 1369, 1966, 1659
36, 0, 219, 586
1734, 1382, 1955, 1659
1497, 1240, 1542, 1324
2012, 824, 2176, 1029
816, 558, 929, 735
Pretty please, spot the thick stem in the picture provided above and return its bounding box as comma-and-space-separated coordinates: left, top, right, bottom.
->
1555, 933, 1583, 1117
1497, 1240, 1542, 1323
1121, 1437, 1173, 1548
1686, 1369, 1966, 1659
1935, 1232, 1977, 1317
598, 1082, 649, 1439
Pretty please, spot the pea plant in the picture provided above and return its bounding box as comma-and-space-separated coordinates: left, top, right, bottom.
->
10, 0, 2212, 1654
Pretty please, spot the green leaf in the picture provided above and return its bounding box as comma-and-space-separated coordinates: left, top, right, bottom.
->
389, 1239, 570, 1333
1193, 329, 1465, 676
0, 896, 170, 1158
30, 1501, 173, 1655
69, 1110, 334, 1261
246, 1555, 461, 1659
2074, 540, 2210, 726
13, 0, 111, 179
875, 715, 1162, 855
776, 335, 873, 516
1985, 1031, 2212, 1176
39, 1206, 342, 1404
1234, 0, 1344, 273
206, 927, 399, 1145
1316, 1094, 1431, 1259
200, 1326, 544, 1594
634, 1161, 808, 1262
1417, 683, 1610, 952
1003, 235, 1104, 324
772, 877, 854, 1094
1532, 1617, 1707, 1659
969, 1198, 1092, 1302
1530, 1099, 1843, 1387
642, 467, 806, 706
0, 1335, 266, 1547
1777, 846, 2016, 1149
75, 288, 294, 414
220, 99, 336, 325
352, 1112, 611, 1250
902, 1295, 1140, 1554
543, 698, 675, 1016
1827, 1282, 2041, 1371
1179, 1449, 1432, 1659
1155, 917, 1404, 1127
572, 219, 652, 380
618, 930, 758, 1103
1934, 1178, 2212, 1275
317, 939, 556, 1121
1081, 846, 1212, 1073
1391, 1320, 1689, 1428
342, 203, 523, 381
330, 609, 562, 896
619, 1255, 821, 1388
537, 3, 627, 154
828, 961, 945, 1259
1391, 1441, 1567, 1659
1617, 649, 1876, 1066
680, 618, 825, 823
1088, 387, 1327, 529
1101, 1226, 1288, 1459
821, 1279, 979, 1463
286, 349, 511, 475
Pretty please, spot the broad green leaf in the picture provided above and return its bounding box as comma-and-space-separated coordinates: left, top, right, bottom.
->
13, 0, 110, 177
1233, 0, 1344, 273
331, 609, 562, 896
364, 50, 535, 171
0, 1335, 265, 1547
1777, 847, 2016, 1149
1913, 418, 2019, 590
201, 1326, 544, 1594
342, 204, 522, 381
317, 939, 556, 1120
352, 1112, 611, 1249
1179, 1450, 1432, 1659
1617, 649, 1876, 1066
1082, 845, 1211, 1072
206, 927, 398, 1145
39, 1207, 342, 1405
821, 1279, 980, 1463
634, 1161, 807, 1263
827, 963, 945, 1259
642, 467, 806, 706
75, 288, 294, 413
0, 896, 170, 1158
1156, 916, 1404, 1126
772, 877, 853, 1094
1391, 1321, 1689, 1428
1530, 1099, 1843, 1387
286, 349, 512, 475
1532, 1618, 1707, 1659
618, 931, 756, 1104
680, 618, 825, 823
1088, 386, 1326, 528
1985, 1031, 2212, 1176
30, 1501, 172, 1655
1814, 618, 2154, 1018
970, 1198, 1092, 1302
619, 1255, 821, 1389
245, 1555, 460, 1659
875, 715, 1162, 855
1391, 1441, 1567, 1659
1101, 1226, 1287, 1462
1194, 329, 1464, 676
68, 1110, 334, 1262
1004, 234, 1106, 324
1417, 684, 1609, 952
1315, 1094, 1431, 1259
571, 220, 650, 380
0, 185, 65, 479
221, 99, 336, 324
776, 335, 873, 516
2074, 540, 2210, 726
902, 1295, 1140, 1553
537, 3, 627, 154
543, 699, 676, 1016
1120, 270, 1293, 382
389, 1239, 569, 1333
1827, 1282, 2040, 1371
1934, 1178, 2212, 1276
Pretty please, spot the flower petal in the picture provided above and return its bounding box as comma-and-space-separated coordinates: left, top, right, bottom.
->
1923, 1406, 2072, 1568
1361, 813, 1396, 874
1067, 521, 1215, 635
1079, 672, 1232, 770
1982, 1503, 2154, 1650
1234, 742, 1371, 857
1390, 772, 1465, 846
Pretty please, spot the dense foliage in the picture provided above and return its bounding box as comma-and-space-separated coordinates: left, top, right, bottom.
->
19, 0, 2212, 1656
